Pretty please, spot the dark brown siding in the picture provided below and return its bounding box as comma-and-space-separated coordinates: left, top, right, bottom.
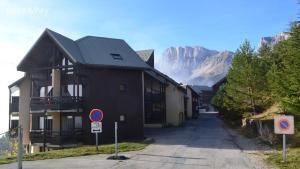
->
83, 68, 144, 144
144, 74, 166, 124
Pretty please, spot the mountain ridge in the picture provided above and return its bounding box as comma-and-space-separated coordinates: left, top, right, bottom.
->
156, 46, 234, 86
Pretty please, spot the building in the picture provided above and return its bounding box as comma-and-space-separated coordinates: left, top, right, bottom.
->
9, 29, 154, 152
136, 50, 186, 127
191, 85, 214, 111
185, 85, 200, 119
212, 77, 226, 93
137, 50, 167, 127
8, 28, 199, 152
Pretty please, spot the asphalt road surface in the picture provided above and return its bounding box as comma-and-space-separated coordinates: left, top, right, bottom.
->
1, 112, 270, 169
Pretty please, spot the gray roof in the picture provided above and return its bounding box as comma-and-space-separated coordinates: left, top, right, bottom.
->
136, 49, 153, 61
145, 70, 166, 84
136, 49, 154, 68
191, 85, 212, 93
46, 29, 85, 63
18, 28, 151, 71
8, 76, 26, 93
185, 85, 201, 96
136, 49, 183, 89
76, 36, 150, 69
149, 68, 185, 90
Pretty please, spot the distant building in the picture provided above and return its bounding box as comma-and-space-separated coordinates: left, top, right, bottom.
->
212, 77, 227, 93
184, 85, 200, 119
191, 85, 214, 111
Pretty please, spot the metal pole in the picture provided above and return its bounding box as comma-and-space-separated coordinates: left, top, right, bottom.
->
96, 132, 98, 151
283, 134, 286, 162
18, 126, 23, 169
115, 122, 118, 158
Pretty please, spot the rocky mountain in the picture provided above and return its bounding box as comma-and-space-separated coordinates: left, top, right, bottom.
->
156, 46, 234, 86
258, 32, 290, 49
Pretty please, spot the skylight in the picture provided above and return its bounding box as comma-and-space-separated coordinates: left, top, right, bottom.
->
110, 53, 123, 60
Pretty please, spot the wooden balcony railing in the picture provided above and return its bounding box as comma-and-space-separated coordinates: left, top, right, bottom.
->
144, 93, 165, 102
29, 129, 83, 145
30, 96, 83, 111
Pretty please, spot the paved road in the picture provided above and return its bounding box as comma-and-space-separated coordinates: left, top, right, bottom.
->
1, 113, 268, 169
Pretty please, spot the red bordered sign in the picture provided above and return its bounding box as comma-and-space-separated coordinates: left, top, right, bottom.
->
89, 109, 104, 122
274, 115, 294, 134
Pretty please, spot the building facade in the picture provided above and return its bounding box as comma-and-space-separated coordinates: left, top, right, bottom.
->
9, 29, 200, 152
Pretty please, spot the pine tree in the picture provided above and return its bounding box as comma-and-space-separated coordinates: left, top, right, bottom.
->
224, 40, 271, 115
269, 22, 300, 115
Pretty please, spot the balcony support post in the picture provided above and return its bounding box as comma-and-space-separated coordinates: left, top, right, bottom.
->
76, 66, 80, 114
43, 111, 46, 152
8, 89, 11, 129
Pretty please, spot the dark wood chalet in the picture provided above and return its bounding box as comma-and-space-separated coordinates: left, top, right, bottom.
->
10, 29, 156, 150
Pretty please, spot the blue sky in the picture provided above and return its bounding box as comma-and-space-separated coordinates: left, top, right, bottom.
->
0, 0, 298, 133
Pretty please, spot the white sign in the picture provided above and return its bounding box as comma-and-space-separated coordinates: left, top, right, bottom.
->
274, 115, 294, 134
91, 121, 102, 133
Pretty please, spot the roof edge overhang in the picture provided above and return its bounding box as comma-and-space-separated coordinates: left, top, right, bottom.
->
187, 85, 201, 96
144, 70, 167, 84
8, 76, 25, 89
17, 29, 80, 72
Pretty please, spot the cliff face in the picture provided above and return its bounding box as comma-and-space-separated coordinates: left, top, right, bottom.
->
258, 32, 290, 49
156, 46, 234, 86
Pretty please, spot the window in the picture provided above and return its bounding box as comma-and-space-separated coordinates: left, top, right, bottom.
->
40, 87, 45, 97
67, 67, 74, 74
119, 84, 127, 92
111, 53, 123, 60
47, 86, 53, 96
120, 114, 126, 122
75, 116, 82, 129
62, 84, 83, 97
62, 116, 73, 131
39, 86, 53, 97
31, 115, 40, 130
39, 117, 44, 130
62, 57, 74, 74
66, 84, 83, 97
45, 116, 53, 130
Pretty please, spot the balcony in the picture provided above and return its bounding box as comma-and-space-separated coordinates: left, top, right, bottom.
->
30, 129, 83, 145
144, 93, 165, 102
30, 96, 83, 112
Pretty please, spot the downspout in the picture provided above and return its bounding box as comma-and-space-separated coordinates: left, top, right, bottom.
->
142, 72, 145, 126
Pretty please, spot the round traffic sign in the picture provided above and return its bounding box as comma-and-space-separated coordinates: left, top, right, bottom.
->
279, 118, 290, 131
89, 109, 104, 122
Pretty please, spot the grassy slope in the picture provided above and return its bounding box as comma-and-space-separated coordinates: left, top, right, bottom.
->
0, 142, 148, 165
266, 148, 300, 169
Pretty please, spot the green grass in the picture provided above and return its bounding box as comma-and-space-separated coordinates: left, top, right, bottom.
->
0, 142, 150, 165
266, 147, 300, 169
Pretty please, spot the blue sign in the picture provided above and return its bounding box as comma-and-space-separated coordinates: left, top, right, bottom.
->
89, 109, 104, 122
279, 119, 289, 130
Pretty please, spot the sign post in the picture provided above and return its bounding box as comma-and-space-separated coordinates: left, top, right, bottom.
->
18, 126, 23, 169
89, 109, 104, 151
274, 115, 294, 162
283, 134, 286, 161
115, 122, 118, 158
96, 132, 98, 151
107, 121, 127, 160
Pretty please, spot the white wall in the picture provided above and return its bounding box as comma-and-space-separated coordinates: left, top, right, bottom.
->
166, 83, 185, 126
